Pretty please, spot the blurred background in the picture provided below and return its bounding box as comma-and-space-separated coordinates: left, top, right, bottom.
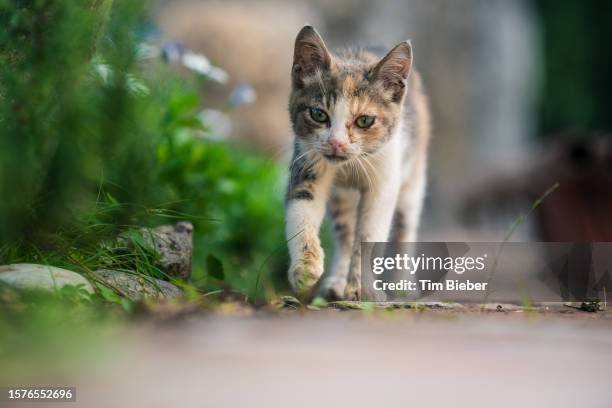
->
153, 0, 612, 243
1, 0, 611, 301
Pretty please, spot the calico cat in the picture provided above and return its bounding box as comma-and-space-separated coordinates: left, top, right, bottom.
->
286, 26, 431, 300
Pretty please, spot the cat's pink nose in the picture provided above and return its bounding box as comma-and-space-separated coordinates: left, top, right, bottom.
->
328, 138, 347, 154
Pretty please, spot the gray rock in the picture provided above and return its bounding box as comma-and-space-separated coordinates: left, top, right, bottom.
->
119, 221, 193, 279
0, 263, 94, 293
95, 269, 183, 301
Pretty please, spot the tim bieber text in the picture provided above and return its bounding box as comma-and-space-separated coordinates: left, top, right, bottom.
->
373, 279, 488, 292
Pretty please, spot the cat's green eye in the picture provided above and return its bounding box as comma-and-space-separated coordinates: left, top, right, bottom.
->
309, 107, 329, 123
355, 115, 375, 129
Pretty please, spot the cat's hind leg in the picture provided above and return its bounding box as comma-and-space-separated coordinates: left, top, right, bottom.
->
316, 187, 359, 300
390, 159, 427, 244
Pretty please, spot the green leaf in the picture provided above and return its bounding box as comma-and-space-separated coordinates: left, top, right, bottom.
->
96, 282, 121, 303
310, 296, 328, 308
105, 193, 119, 205
206, 254, 224, 280
121, 298, 136, 313
280, 295, 302, 309
57, 283, 92, 302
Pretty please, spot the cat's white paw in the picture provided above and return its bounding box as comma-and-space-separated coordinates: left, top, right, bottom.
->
344, 282, 361, 301
344, 283, 388, 302
289, 260, 323, 296
317, 277, 347, 301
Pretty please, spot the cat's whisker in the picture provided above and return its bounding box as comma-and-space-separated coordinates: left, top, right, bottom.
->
355, 156, 374, 191
349, 157, 362, 187
292, 143, 321, 163
360, 155, 379, 185
290, 150, 311, 169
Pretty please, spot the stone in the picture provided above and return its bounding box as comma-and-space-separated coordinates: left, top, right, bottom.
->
95, 269, 183, 301
118, 221, 193, 279
0, 263, 94, 293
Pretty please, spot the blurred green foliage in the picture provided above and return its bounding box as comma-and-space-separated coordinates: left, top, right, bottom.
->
156, 89, 287, 295
0, 284, 124, 382
0, 0, 158, 241
535, 0, 612, 136
0, 1, 288, 300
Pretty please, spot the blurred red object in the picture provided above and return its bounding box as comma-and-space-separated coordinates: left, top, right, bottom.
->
463, 135, 612, 241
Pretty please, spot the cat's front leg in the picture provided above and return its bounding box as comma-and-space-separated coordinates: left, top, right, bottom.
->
286, 154, 335, 296
345, 179, 400, 301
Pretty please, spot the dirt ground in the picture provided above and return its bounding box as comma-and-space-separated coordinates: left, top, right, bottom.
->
10, 305, 612, 408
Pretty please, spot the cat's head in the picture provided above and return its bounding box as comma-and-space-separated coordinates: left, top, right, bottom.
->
289, 25, 412, 163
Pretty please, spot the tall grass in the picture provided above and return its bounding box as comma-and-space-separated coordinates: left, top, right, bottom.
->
0, 1, 288, 303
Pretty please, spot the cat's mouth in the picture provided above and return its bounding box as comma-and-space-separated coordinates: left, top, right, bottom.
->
323, 153, 350, 162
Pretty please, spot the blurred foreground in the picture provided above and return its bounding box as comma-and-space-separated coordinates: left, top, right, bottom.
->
5, 308, 612, 408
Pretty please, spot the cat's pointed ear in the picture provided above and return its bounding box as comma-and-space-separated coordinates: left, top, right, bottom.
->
292, 25, 332, 88
370, 41, 413, 103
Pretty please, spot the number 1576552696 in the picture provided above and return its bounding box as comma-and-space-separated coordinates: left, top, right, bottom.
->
3, 387, 76, 401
